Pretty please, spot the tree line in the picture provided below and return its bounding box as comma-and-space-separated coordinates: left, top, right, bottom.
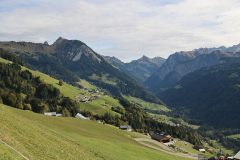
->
0, 61, 79, 116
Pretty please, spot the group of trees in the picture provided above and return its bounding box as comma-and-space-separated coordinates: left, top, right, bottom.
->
0, 48, 25, 66
0, 60, 78, 116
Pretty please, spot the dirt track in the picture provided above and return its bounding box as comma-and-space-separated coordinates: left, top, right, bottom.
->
134, 138, 198, 160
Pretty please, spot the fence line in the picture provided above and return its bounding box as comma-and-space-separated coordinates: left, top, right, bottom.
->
0, 139, 29, 160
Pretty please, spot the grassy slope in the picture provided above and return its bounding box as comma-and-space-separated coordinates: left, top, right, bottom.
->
79, 95, 123, 116
124, 95, 170, 111
0, 142, 25, 160
174, 140, 213, 157
0, 104, 191, 160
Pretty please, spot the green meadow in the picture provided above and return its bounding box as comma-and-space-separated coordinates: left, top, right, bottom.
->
0, 104, 191, 160
205, 138, 235, 156
174, 140, 213, 157
124, 95, 171, 111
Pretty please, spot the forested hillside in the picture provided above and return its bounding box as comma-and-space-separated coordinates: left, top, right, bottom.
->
158, 57, 240, 128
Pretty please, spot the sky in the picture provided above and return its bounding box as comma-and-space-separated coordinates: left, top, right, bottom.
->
1, 0, 240, 62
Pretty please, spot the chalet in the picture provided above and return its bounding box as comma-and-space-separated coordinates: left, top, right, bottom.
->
199, 149, 205, 153
119, 125, 132, 132
44, 112, 56, 116
75, 113, 87, 119
151, 133, 171, 143
102, 104, 107, 106
8, 62, 13, 65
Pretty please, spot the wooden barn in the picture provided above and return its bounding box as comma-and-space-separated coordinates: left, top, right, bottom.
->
151, 133, 171, 143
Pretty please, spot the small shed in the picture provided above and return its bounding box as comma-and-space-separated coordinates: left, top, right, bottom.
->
119, 125, 131, 132
44, 112, 56, 116
151, 133, 171, 143
56, 114, 62, 117
75, 113, 87, 119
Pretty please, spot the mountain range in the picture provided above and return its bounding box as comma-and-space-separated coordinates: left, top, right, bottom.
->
145, 47, 240, 94
104, 55, 166, 84
0, 37, 163, 104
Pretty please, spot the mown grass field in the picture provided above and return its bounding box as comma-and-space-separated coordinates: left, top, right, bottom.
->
124, 95, 171, 111
78, 96, 122, 117
0, 104, 192, 160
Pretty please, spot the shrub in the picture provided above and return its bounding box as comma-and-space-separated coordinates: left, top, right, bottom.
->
24, 103, 32, 110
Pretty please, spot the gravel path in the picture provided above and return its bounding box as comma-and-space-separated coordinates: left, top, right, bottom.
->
134, 138, 198, 159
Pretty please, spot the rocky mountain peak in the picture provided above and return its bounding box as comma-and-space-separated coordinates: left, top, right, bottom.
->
54, 37, 67, 44
43, 41, 49, 45
138, 55, 151, 62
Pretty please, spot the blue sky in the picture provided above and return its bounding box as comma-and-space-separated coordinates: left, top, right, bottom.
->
0, 0, 240, 62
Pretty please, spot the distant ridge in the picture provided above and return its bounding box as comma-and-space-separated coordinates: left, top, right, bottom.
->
194, 43, 240, 53
104, 55, 166, 83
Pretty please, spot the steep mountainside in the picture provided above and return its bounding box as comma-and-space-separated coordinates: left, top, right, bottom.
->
0, 38, 163, 104
146, 49, 240, 93
145, 48, 211, 92
105, 55, 166, 83
158, 57, 240, 128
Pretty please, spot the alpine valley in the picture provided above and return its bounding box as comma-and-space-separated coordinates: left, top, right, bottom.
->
2, 37, 240, 159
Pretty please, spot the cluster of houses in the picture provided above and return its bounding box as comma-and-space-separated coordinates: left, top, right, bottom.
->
74, 89, 106, 103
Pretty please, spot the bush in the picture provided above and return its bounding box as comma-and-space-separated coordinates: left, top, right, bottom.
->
24, 103, 32, 110
16, 102, 23, 109
59, 79, 64, 86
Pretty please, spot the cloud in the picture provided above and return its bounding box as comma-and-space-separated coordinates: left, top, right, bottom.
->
0, 0, 240, 62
